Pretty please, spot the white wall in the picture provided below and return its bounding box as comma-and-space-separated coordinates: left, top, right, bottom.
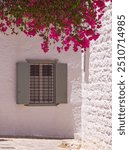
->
0, 2, 112, 143
0, 31, 82, 138
81, 2, 112, 150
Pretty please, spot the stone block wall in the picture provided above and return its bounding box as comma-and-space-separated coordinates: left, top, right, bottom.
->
81, 2, 112, 150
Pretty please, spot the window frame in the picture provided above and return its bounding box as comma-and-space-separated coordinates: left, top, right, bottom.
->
16, 59, 67, 106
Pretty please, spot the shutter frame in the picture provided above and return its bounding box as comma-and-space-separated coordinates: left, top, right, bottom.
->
56, 63, 67, 104
16, 62, 30, 104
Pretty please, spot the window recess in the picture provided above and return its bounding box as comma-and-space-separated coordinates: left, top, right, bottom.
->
16, 60, 67, 106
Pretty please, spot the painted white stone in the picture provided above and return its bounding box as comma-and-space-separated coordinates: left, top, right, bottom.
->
0, 30, 82, 138
81, 2, 112, 150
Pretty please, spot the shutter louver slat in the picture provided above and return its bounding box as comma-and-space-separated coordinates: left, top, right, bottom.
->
16, 62, 30, 104
56, 63, 67, 104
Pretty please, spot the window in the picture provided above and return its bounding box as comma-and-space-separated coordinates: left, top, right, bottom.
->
16, 60, 67, 106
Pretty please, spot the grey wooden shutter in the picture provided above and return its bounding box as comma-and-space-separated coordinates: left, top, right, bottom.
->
16, 62, 30, 104
56, 63, 67, 104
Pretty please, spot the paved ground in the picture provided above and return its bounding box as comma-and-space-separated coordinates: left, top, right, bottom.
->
0, 138, 81, 150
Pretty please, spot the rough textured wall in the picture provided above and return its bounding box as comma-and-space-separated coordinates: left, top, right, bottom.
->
0, 31, 82, 138
81, 2, 112, 150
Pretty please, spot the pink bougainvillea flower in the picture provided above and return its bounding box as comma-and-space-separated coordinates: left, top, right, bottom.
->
1, 26, 7, 32
81, 37, 90, 48
89, 33, 100, 41
73, 45, 78, 52
85, 29, 94, 36
15, 18, 23, 26
95, 0, 105, 8
27, 20, 35, 28
0, 0, 112, 52
49, 27, 60, 42
64, 43, 71, 52
57, 46, 61, 53
41, 41, 49, 53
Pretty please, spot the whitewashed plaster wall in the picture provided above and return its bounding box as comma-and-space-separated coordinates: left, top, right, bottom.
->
81, 2, 112, 150
0, 31, 82, 138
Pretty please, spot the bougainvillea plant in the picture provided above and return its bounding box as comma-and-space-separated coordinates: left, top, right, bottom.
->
0, 0, 111, 52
